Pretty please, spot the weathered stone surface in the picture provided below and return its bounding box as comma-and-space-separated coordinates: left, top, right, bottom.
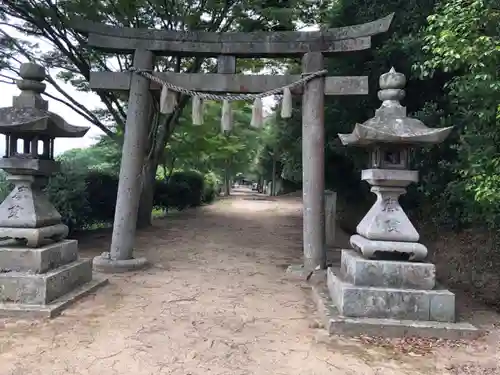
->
93, 254, 149, 273
0, 62, 107, 319
0, 107, 89, 137
430, 291, 456, 322
350, 234, 428, 261
73, 14, 394, 56
76, 14, 393, 44
338, 68, 453, 146
356, 186, 419, 242
0, 63, 89, 138
0, 158, 59, 175
325, 190, 337, 247
340, 249, 435, 290
312, 283, 481, 340
108, 50, 154, 264
89, 35, 373, 57
302, 52, 326, 271
0, 176, 62, 228
19, 63, 46, 80
0, 277, 108, 318
327, 267, 455, 322
0, 240, 78, 274
361, 168, 419, 187
89, 72, 369, 96
0, 223, 68, 248
0, 259, 92, 305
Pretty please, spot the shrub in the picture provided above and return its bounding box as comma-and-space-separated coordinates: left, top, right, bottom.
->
153, 179, 191, 211
0, 162, 216, 233
168, 170, 205, 207
203, 172, 220, 203
83, 170, 119, 224
46, 161, 90, 231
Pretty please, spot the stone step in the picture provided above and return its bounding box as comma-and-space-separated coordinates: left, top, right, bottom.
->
327, 267, 455, 322
0, 240, 78, 274
312, 283, 482, 340
0, 258, 93, 305
340, 249, 435, 290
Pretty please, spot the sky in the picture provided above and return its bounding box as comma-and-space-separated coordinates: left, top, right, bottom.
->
0, 21, 318, 157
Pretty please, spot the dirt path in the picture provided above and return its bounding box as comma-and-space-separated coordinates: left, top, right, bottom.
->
0, 191, 499, 375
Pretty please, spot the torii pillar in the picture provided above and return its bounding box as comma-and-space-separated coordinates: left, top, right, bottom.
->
302, 52, 326, 271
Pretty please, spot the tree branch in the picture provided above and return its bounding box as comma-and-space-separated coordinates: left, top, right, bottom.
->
41, 91, 112, 136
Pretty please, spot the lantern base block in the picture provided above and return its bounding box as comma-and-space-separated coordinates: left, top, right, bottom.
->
0, 276, 108, 319
312, 281, 482, 340
350, 234, 427, 261
0, 223, 68, 248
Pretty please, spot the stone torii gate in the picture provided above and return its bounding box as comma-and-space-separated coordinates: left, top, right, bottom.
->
73, 14, 394, 273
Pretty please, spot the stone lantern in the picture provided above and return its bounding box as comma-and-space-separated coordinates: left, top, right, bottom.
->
0, 63, 88, 246
0, 63, 107, 318
338, 67, 453, 261
321, 68, 479, 338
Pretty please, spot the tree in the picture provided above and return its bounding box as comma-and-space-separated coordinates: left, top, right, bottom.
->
0, 0, 317, 227
165, 100, 262, 192
415, 0, 500, 227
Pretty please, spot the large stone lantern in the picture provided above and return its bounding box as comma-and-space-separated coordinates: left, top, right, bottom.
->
338, 67, 453, 261
321, 68, 479, 338
0, 63, 107, 318
0, 63, 88, 246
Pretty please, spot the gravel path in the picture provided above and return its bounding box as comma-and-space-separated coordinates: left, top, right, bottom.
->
0, 190, 498, 375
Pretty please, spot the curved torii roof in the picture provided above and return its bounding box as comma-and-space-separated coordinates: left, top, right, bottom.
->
71, 13, 394, 57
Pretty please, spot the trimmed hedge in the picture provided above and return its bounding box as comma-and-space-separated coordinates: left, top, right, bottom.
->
0, 164, 217, 233
153, 170, 218, 210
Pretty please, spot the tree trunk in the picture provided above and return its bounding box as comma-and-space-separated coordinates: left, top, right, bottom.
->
136, 157, 159, 228
271, 154, 277, 196
223, 159, 232, 196
136, 110, 169, 229
135, 57, 204, 227
224, 165, 231, 196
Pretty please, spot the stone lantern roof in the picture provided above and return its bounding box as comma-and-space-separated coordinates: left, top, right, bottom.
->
0, 63, 89, 138
338, 68, 453, 146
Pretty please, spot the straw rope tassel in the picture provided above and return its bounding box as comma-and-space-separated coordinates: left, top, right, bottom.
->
250, 98, 263, 128
192, 96, 204, 125
280, 87, 292, 118
160, 86, 177, 114
221, 100, 233, 132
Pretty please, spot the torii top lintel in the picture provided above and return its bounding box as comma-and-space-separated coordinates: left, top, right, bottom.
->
72, 14, 394, 57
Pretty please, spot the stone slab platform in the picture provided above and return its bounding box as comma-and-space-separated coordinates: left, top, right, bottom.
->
341, 249, 436, 290
0, 240, 78, 274
0, 276, 108, 319
328, 267, 455, 322
312, 282, 482, 340
0, 259, 93, 305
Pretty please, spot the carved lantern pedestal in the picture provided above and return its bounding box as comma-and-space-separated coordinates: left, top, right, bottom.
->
350, 152, 427, 261
314, 68, 480, 339
0, 63, 107, 318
